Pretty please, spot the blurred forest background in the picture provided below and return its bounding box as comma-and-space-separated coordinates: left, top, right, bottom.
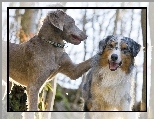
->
2, 2, 153, 119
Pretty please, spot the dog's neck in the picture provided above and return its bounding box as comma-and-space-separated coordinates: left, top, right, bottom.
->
41, 37, 65, 48
94, 66, 132, 87
38, 19, 65, 48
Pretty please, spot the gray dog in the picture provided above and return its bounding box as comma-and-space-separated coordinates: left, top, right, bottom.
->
9, 10, 97, 111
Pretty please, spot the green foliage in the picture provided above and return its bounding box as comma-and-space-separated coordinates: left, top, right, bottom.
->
38, 82, 53, 111
54, 84, 71, 111
8, 82, 53, 111
9, 84, 27, 111
44, 82, 53, 92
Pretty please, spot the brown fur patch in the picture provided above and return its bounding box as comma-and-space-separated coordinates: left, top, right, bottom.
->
121, 53, 132, 73
91, 81, 117, 110
99, 47, 112, 67
120, 42, 132, 73
110, 40, 117, 47
121, 42, 128, 49
91, 82, 104, 110
86, 100, 92, 110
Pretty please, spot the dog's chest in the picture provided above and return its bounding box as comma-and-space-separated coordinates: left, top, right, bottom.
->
26, 52, 62, 85
91, 67, 131, 105
32, 49, 63, 74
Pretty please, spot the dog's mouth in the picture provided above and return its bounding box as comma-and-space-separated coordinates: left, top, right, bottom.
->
71, 34, 82, 44
108, 61, 122, 71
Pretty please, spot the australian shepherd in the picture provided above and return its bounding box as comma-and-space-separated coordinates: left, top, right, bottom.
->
82, 35, 141, 111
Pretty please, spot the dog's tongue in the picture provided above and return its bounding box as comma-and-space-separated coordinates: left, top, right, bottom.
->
109, 62, 119, 71
72, 35, 81, 44
74, 38, 81, 44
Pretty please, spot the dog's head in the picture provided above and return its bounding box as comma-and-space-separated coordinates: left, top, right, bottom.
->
98, 35, 141, 73
47, 10, 87, 45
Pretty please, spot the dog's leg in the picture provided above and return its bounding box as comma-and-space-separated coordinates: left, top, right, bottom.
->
26, 84, 39, 111
59, 53, 97, 80
26, 70, 52, 111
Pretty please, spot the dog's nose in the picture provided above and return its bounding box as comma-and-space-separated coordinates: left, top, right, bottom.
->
111, 54, 118, 61
80, 32, 88, 40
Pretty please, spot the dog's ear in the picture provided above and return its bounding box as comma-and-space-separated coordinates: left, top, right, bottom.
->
131, 39, 141, 57
48, 10, 65, 31
98, 39, 106, 55
98, 35, 113, 55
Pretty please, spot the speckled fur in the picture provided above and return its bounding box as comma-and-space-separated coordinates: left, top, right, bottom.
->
82, 35, 141, 111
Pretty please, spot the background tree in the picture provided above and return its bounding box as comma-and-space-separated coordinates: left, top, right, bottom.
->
139, 8, 147, 119
141, 9, 147, 111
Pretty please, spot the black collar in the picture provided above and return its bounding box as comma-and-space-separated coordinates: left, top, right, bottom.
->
43, 38, 65, 48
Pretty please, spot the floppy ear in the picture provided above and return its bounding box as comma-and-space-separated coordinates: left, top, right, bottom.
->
132, 40, 141, 57
98, 40, 107, 55
48, 10, 65, 31
98, 35, 113, 55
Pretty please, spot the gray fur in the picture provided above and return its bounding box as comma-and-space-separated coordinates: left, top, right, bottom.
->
8, 10, 97, 111
121, 37, 141, 57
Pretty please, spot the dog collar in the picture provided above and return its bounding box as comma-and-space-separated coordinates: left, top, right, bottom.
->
43, 38, 65, 48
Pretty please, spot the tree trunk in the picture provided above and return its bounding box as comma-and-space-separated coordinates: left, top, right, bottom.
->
113, 9, 119, 35
20, 9, 38, 43
139, 8, 147, 119
46, 78, 57, 111
141, 8, 147, 111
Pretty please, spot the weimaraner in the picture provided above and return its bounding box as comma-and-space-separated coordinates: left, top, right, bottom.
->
9, 10, 97, 111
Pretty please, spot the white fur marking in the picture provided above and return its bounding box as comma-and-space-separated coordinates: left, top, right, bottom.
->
108, 35, 123, 63
93, 66, 132, 106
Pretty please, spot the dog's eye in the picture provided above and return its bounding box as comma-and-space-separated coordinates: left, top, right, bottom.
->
122, 47, 127, 50
108, 44, 114, 49
121, 47, 130, 54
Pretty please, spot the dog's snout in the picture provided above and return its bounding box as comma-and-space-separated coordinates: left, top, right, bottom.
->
81, 32, 88, 40
111, 54, 118, 61
74, 26, 88, 40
